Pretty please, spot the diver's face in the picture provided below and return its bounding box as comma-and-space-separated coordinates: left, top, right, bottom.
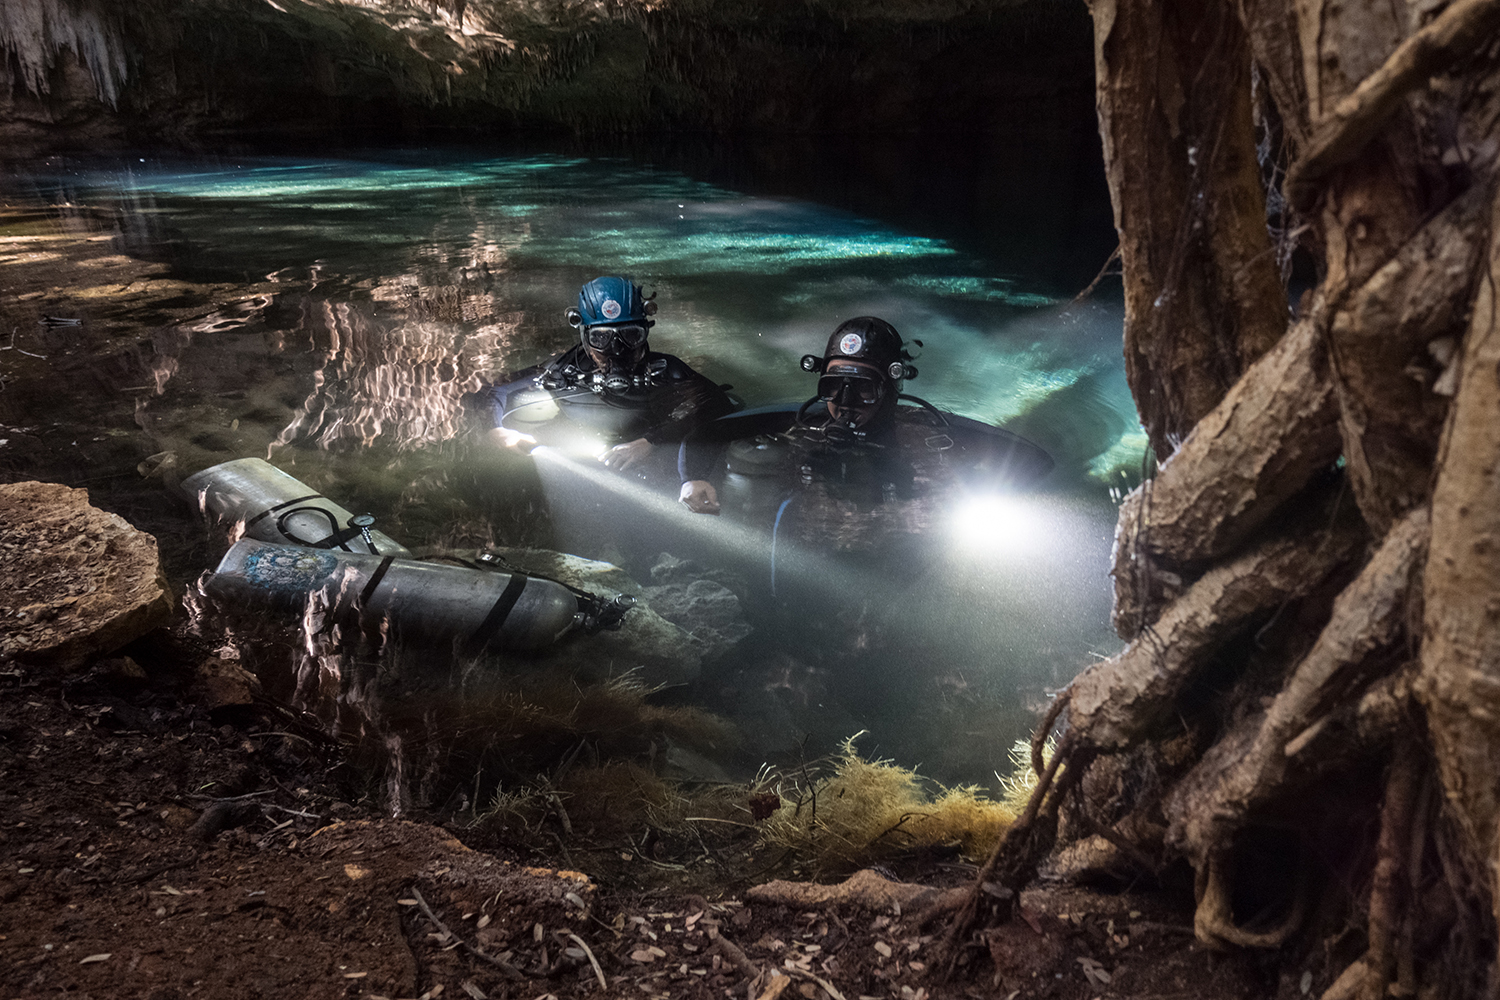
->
582, 323, 649, 371
818, 360, 891, 428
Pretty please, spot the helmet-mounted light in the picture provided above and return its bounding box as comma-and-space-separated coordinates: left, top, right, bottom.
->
800, 355, 825, 373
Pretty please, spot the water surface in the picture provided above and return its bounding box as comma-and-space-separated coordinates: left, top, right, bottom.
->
0, 145, 1139, 788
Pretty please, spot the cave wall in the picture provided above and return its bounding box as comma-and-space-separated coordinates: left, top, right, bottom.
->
0, 0, 1095, 152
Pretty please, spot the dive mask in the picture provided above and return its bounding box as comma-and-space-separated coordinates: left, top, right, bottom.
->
582, 323, 650, 353
817, 372, 886, 407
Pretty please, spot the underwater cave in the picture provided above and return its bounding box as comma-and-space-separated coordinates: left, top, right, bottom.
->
3, 0, 1500, 998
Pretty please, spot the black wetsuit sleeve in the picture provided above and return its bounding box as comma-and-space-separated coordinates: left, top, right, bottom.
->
487, 369, 542, 429
677, 408, 804, 483
639, 355, 738, 446
488, 348, 586, 429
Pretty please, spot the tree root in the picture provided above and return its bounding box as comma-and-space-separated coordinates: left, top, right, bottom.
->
1075, 500, 1367, 751
1166, 507, 1429, 875
1285, 0, 1500, 212
1364, 746, 1422, 1000
1193, 848, 1309, 949
940, 734, 1094, 979
1110, 309, 1342, 630
1329, 183, 1492, 535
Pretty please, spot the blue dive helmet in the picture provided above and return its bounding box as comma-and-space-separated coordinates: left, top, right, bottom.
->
571, 276, 653, 328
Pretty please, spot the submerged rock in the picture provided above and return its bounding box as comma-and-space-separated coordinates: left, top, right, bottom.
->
0, 481, 172, 669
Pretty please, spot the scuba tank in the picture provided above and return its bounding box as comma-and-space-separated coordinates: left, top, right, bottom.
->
181, 458, 411, 557
204, 539, 633, 652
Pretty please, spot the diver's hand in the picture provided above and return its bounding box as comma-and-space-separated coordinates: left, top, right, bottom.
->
602, 437, 654, 471
489, 426, 537, 453
679, 480, 720, 515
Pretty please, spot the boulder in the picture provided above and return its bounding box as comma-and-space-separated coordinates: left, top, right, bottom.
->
0, 481, 172, 669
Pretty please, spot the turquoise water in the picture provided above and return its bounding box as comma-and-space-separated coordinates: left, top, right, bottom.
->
1, 147, 1138, 785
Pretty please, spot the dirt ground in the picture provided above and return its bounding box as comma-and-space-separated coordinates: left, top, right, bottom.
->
0, 644, 1322, 1000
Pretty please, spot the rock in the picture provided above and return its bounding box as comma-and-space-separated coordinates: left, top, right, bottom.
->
0, 481, 172, 669
191, 654, 262, 709
641, 578, 752, 663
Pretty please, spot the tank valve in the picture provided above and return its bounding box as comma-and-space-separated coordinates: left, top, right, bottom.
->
576, 593, 635, 633
349, 514, 378, 554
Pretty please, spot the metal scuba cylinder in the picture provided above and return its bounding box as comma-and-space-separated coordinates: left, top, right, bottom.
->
181, 458, 412, 558
204, 539, 584, 652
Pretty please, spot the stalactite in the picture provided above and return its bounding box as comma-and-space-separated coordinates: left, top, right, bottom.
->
0, 0, 127, 106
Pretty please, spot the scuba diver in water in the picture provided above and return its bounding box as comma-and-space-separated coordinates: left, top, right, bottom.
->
487, 276, 737, 479
676, 316, 1053, 555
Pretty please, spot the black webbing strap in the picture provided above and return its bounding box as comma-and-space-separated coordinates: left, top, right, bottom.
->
359, 556, 396, 607
466, 573, 529, 652
245, 493, 324, 529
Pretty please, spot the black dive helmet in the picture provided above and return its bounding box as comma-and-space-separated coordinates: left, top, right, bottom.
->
801, 317, 919, 405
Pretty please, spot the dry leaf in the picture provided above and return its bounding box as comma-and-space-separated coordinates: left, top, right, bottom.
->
343, 864, 370, 880
476, 914, 492, 929
79, 954, 111, 964
631, 949, 658, 963
873, 941, 892, 958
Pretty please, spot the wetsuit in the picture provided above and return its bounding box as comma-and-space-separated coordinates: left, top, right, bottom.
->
488, 345, 736, 454
679, 399, 1053, 554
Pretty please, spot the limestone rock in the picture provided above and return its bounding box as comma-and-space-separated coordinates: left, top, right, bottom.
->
0, 481, 172, 669
641, 578, 751, 661
191, 654, 263, 709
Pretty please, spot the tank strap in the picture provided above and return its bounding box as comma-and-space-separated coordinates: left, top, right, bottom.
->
245, 493, 324, 529
466, 573, 529, 651
359, 556, 396, 607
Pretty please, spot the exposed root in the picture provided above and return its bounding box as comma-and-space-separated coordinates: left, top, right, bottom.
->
1193, 849, 1308, 949
1166, 507, 1430, 871
1074, 499, 1367, 752
940, 733, 1094, 979
1285, 0, 1500, 211
1364, 746, 1422, 1000
1328, 184, 1492, 534
1110, 307, 1342, 612
745, 869, 962, 914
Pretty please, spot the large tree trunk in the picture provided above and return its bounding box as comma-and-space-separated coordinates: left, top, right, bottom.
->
953, 1, 1500, 994
1418, 179, 1500, 932
1088, 0, 1289, 459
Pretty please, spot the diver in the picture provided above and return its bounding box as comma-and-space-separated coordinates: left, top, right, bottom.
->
487, 276, 737, 478
676, 316, 1053, 554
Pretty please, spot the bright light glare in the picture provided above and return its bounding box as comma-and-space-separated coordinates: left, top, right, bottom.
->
949, 494, 1048, 557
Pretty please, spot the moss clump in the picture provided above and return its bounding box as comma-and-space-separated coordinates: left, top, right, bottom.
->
758, 734, 1018, 872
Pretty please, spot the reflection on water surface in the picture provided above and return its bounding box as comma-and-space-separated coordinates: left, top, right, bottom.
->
0, 147, 1138, 793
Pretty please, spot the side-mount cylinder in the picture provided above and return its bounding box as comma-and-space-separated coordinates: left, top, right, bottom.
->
181, 457, 411, 558
205, 539, 585, 652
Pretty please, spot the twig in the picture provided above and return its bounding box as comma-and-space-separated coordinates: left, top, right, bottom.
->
1071, 244, 1123, 305
783, 966, 849, 1000
409, 886, 525, 981
1032, 688, 1072, 778
684, 817, 761, 830
710, 932, 760, 980
266, 804, 323, 821
247, 730, 316, 746
188, 790, 276, 802
566, 932, 607, 990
